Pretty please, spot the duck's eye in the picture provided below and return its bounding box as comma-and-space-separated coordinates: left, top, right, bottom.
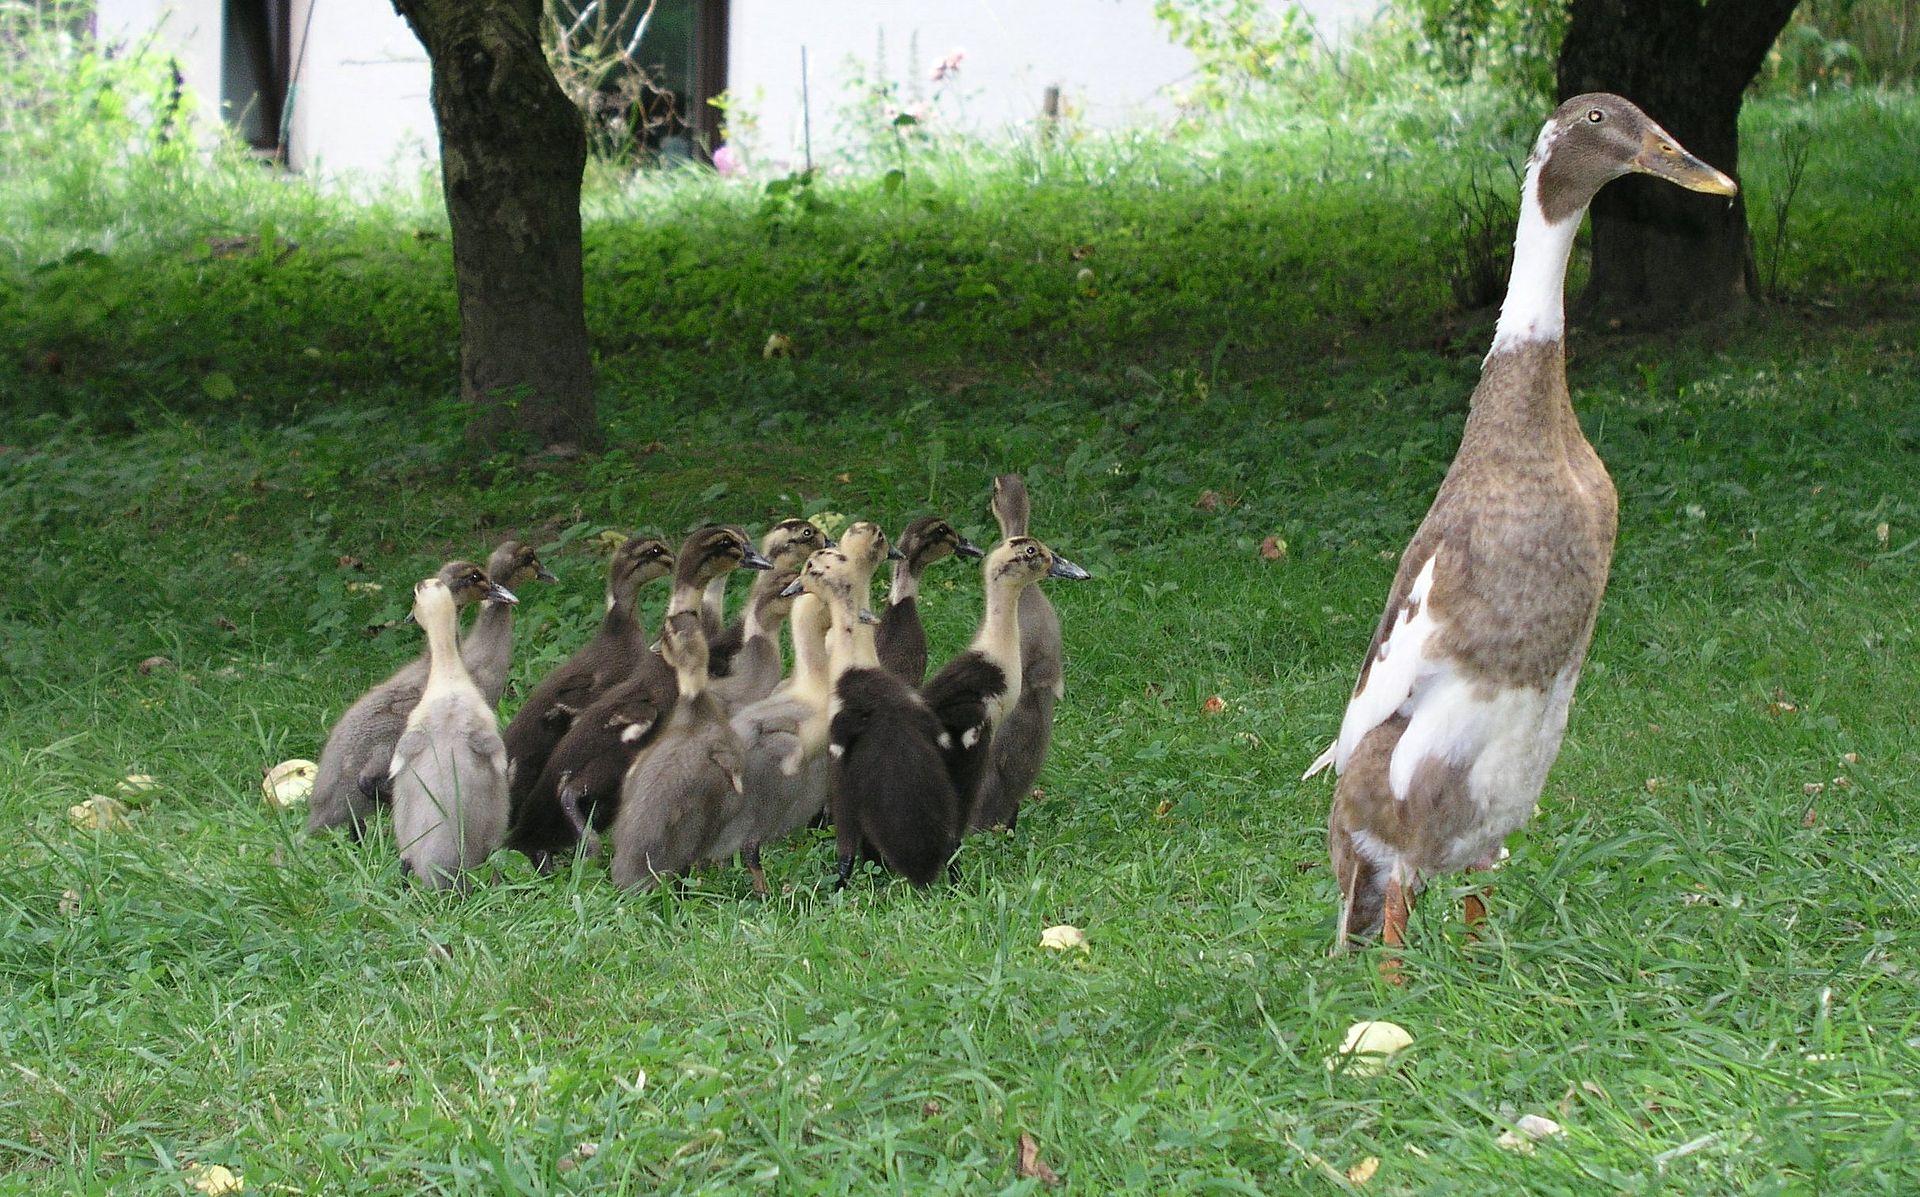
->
1587, 108, 1604, 123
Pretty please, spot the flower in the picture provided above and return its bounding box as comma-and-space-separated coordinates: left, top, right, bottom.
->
712, 144, 741, 177
930, 49, 966, 83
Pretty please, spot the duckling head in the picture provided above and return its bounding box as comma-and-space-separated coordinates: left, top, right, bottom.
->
435, 560, 517, 608
987, 536, 1091, 592
761, 517, 836, 571
837, 521, 899, 577
486, 540, 558, 593
991, 474, 1032, 536
607, 535, 674, 609
897, 515, 984, 572
677, 524, 773, 589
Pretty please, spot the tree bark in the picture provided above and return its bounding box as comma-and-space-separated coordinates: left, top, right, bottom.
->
1557, 0, 1800, 329
392, 0, 598, 450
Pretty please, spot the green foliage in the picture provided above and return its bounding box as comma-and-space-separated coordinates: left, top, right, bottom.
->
1153, 0, 1320, 112
1762, 0, 1920, 92
1397, 0, 1568, 104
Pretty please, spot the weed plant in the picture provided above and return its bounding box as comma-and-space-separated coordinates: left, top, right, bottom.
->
1, 14, 1918, 1194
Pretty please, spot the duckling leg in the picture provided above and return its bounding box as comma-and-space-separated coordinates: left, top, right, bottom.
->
834, 851, 855, 890
744, 843, 770, 897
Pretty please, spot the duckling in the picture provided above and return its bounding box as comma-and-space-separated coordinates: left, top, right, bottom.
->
462, 540, 557, 708
308, 559, 507, 837
709, 518, 833, 677
390, 574, 513, 889
722, 589, 835, 895
970, 474, 1070, 832
794, 548, 959, 889
500, 535, 673, 816
506, 525, 767, 867
1306, 95, 1736, 960
923, 537, 1090, 821
608, 612, 747, 890
877, 516, 984, 685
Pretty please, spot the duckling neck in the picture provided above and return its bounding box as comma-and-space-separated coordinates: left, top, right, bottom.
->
1488, 162, 1582, 358
790, 605, 830, 703
972, 581, 1025, 694
672, 661, 708, 707
420, 603, 473, 699
824, 601, 880, 679
700, 575, 728, 633
888, 557, 920, 605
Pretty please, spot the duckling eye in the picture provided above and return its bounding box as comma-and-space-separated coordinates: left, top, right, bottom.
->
1587, 108, 1604, 123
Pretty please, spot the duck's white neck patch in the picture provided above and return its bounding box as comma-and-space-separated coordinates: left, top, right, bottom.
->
1489, 131, 1584, 357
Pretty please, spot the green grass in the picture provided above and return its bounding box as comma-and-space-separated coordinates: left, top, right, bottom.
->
3, 60, 1919, 1195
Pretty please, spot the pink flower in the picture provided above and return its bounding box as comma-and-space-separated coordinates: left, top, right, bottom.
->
929, 49, 965, 84
712, 144, 741, 176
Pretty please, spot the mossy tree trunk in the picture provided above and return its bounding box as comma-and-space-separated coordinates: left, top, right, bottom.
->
1557, 0, 1800, 329
392, 0, 598, 450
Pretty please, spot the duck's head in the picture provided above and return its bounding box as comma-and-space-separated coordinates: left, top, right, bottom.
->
897, 515, 984, 572
676, 524, 773, 589
986, 536, 1091, 592
761, 517, 836, 571
991, 474, 1032, 533
607, 535, 674, 607
659, 609, 710, 675
434, 560, 517, 608
485, 540, 557, 594
1532, 93, 1736, 222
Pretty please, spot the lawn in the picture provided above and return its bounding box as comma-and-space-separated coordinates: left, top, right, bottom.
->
1, 58, 1917, 1195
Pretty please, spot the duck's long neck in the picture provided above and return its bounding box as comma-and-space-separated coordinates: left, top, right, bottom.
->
668, 572, 711, 620
461, 598, 513, 702
971, 579, 1025, 696
789, 596, 831, 703
700, 575, 729, 635
1488, 164, 1584, 360
672, 660, 708, 710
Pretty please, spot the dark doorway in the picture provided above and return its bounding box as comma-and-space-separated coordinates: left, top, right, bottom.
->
222, 0, 291, 154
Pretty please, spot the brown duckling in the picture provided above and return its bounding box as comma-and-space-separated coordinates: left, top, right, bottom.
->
877, 515, 984, 686
608, 612, 747, 890
500, 535, 673, 818
709, 517, 833, 678
923, 537, 1089, 824
970, 474, 1069, 832
464, 540, 558, 708
506, 524, 767, 868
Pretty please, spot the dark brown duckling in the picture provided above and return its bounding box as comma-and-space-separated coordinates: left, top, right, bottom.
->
506, 524, 767, 869
501, 535, 673, 818
709, 518, 833, 678
792, 548, 958, 889
877, 515, 983, 686
309, 559, 511, 838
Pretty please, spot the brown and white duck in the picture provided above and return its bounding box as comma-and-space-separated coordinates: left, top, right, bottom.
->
877, 515, 984, 686
1305, 94, 1736, 958
501, 535, 674, 817
969, 474, 1068, 832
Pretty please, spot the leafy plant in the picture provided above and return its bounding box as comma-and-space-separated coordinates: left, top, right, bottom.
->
541, 0, 680, 162
1397, 0, 1567, 104
1154, 0, 1320, 112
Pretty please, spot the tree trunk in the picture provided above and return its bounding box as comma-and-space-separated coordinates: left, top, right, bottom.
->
392, 0, 598, 450
1557, 0, 1800, 329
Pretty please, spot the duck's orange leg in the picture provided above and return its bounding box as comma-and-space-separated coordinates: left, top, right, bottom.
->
1380, 877, 1411, 985
1463, 860, 1495, 932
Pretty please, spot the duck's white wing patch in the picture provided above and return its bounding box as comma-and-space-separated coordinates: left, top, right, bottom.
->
1329, 553, 1443, 779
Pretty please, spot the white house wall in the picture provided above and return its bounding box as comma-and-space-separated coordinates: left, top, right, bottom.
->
284, 0, 436, 179
727, 0, 1374, 169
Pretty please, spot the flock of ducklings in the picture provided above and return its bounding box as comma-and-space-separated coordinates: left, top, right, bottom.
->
306, 473, 1088, 892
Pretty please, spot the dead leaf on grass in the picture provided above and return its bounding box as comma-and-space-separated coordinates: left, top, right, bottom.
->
1017, 1132, 1062, 1184
1346, 1156, 1380, 1184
